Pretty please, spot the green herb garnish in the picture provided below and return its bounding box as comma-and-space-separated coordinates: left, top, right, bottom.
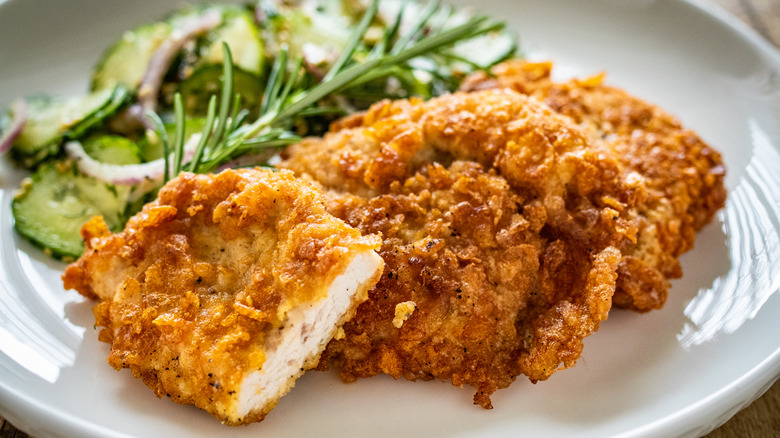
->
154, 0, 508, 181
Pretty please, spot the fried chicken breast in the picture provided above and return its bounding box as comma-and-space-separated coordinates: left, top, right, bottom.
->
280, 89, 639, 408
62, 168, 384, 425
461, 61, 727, 311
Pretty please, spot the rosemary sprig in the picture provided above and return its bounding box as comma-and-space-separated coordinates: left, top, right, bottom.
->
391, 0, 441, 55
145, 111, 171, 183
321, 0, 380, 83
154, 0, 508, 179
188, 95, 217, 174
172, 94, 185, 177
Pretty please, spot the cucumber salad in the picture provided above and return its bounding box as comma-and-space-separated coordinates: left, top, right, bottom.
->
0, 0, 518, 261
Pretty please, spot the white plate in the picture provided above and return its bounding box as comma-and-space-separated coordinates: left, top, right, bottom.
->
1, 0, 779, 437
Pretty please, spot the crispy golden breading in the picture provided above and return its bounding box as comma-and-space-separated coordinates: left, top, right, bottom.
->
280, 89, 637, 407
63, 168, 383, 425
461, 61, 727, 311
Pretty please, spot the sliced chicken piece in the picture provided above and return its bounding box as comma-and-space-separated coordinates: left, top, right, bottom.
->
280, 89, 633, 408
460, 61, 727, 311
63, 168, 383, 425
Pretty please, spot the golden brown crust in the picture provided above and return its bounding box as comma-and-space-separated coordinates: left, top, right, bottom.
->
461, 61, 727, 311
281, 90, 633, 407
63, 168, 381, 424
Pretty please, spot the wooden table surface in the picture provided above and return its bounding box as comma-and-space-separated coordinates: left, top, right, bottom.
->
1, 0, 779, 437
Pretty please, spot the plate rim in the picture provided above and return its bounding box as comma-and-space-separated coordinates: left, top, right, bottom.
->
1, 0, 780, 437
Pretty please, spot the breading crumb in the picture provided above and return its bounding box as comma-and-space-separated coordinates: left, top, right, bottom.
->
392, 301, 417, 328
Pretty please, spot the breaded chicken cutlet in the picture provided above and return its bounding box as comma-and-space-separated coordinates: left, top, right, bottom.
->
461, 61, 727, 311
63, 168, 384, 425
280, 89, 641, 408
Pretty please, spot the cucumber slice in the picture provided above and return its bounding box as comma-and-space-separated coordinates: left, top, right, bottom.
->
82, 134, 143, 165
448, 29, 518, 71
200, 7, 264, 76
91, 22, 172, 91
178, 65, 263, 116
262, 0, 352, 62
93, 5, 263, 93
12, 135, 142, 260
10, 86, 130, 167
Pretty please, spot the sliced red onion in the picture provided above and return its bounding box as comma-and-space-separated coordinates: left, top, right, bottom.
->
254, 4, 267, 24
138, 9, 222, 112
0, 99, 27, 155
302, 43, 335, 81
64, 133, 202, 186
